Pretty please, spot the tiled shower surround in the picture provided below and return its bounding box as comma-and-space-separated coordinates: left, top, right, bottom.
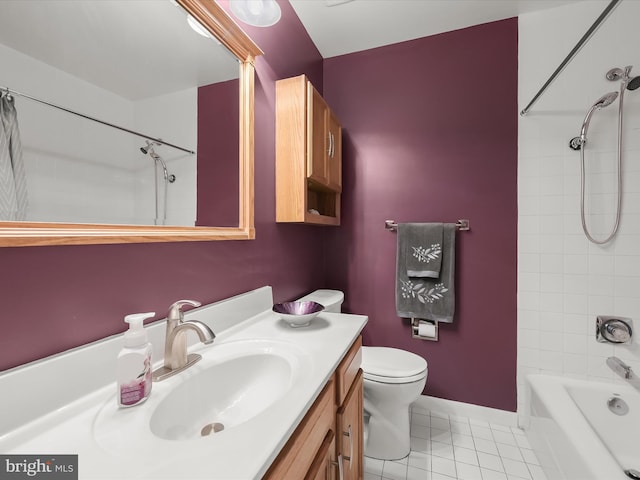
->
517, 0, 640, 413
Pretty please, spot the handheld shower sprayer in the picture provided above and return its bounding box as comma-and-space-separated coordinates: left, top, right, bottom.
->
569, 91, 618, 151
569, 64, 640, 245
139, 141, 176, 183
139, 140, 176, 226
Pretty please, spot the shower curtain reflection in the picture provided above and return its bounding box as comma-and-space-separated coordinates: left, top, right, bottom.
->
0, 92, 27, 221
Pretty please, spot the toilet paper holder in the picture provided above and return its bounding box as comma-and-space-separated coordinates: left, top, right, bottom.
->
411, 318, 438, 341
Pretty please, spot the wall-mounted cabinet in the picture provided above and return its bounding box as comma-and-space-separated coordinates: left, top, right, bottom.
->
276, 75, 342, 226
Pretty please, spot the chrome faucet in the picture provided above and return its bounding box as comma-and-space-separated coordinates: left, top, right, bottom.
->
607, 357, 640, 393
153, 300, 215, 381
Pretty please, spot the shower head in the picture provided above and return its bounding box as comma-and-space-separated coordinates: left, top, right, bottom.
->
593, 91, 619, 108
140, 140, 160, 155
570, 91, 619, 151
581, 91, 618, 140
627, 76, 640, 91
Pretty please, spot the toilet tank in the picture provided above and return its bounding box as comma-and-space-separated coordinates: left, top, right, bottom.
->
296, 289, 344, 313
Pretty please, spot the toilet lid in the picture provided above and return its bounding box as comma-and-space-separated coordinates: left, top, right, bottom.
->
361, 347, 427, 383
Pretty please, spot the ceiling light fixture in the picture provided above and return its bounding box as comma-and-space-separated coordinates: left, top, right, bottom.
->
229, 0, 281, 27
187, 14, 212, 38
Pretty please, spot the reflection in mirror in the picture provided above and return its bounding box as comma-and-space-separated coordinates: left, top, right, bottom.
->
0, 0, 241, 227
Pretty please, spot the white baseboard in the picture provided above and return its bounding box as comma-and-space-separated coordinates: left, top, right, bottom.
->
412, 395, 518, 428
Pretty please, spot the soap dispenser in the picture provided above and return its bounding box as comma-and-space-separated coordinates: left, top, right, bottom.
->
117, 312, 155, 408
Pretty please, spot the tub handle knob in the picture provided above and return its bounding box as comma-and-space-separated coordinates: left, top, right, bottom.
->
596, 316, 632, 344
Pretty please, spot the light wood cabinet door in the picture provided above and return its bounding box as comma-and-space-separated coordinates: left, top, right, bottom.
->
307, 85, 329, 187
306, 84, 342, 193
337, 369, 364, 480
325, 109, 342, 193
304, 430, 337, 480
263, 380, 336, 480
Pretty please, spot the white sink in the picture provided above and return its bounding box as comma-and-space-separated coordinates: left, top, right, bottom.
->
93, 338, 312, 456
1, 287, 367, 479
150, 351, 293, 440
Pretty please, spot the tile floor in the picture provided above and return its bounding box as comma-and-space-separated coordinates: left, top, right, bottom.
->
364, 405, 547, 480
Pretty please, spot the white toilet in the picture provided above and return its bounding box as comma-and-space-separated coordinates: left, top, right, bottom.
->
361, 346, 427, 460
296, 289, 345, 313
297, 289, 429, 461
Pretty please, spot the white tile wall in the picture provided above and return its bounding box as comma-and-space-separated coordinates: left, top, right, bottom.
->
0, 42, 196, 226
518, 0, 640, 414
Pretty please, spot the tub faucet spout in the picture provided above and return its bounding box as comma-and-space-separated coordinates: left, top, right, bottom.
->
606, 357, 640, 393
607, 356, 632, 379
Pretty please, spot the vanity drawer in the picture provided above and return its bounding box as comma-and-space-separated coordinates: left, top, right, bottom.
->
335, 336, 362, 406
264, 379, 336, 480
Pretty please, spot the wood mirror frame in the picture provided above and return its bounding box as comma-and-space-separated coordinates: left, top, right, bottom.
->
0, 0, 262, 247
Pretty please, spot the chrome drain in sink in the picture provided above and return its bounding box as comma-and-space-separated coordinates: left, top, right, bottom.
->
607, 395, 629, 416
201, 422, 225, 436
625, 469, 640, 479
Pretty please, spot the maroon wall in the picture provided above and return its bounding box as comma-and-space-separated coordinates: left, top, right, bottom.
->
323, 19, 518, 411
0, 3, 519, 413
0, 0, 324, 373
197, 79, 239, 227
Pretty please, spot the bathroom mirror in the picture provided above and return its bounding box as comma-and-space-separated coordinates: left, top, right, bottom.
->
0, 0, 261, 246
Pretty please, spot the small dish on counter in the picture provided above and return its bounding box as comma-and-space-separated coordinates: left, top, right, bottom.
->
272, 301, 324, 327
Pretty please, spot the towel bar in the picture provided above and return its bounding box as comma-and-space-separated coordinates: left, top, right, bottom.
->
384, 219, 470, 232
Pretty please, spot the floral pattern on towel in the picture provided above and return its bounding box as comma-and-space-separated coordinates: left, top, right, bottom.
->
412, 243, 441, 263
400, 279, 448, 304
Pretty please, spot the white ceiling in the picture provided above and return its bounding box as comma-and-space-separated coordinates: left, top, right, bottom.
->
0, 1, 239, 100
0, 0, 600, 99
289, 0, 592, 58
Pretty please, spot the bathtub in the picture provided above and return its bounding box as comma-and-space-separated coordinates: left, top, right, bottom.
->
525, 374, 639, 480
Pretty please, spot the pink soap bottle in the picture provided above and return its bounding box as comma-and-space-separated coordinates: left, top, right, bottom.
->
117, 312, 154, 408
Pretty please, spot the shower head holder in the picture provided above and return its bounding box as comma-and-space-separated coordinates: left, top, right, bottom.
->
569, 136, 584, 151
606, 66, 631, 81
606, 65, 639, 90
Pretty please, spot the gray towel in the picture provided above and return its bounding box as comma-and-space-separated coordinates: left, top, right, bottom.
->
400, 223, 443, 278
396, 223, 455, 323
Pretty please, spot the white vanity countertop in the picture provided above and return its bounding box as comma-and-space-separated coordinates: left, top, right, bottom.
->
0, 287, 367, 479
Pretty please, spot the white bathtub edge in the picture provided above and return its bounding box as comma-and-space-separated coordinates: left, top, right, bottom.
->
525, 373, 629, 480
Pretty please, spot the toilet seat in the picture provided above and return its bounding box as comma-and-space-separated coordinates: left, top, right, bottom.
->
362, 347, 427, 384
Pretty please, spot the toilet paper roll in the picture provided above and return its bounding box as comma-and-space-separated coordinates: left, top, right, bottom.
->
418, 321, 436, 338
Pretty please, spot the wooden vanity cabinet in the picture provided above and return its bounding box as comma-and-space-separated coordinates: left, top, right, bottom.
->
335, 339, 363, 480
276, 74, 342, 226
263, 337, 363, 480
337, 371, 363, 480
305, 430, 337, 480
263, 379, 337, 480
